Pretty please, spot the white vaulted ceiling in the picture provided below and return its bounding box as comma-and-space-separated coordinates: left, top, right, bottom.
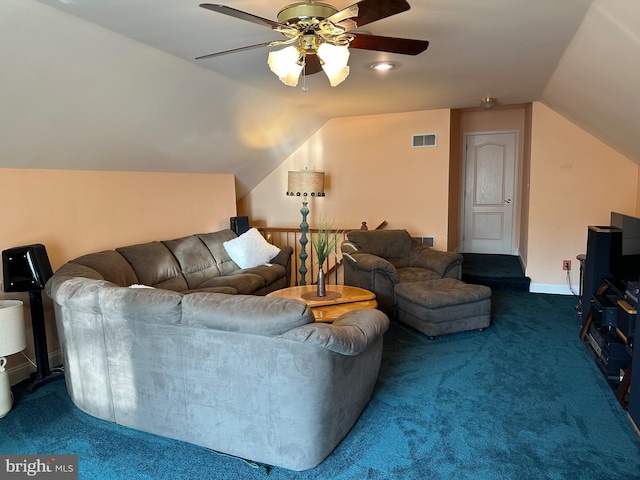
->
3, 0, 639, 197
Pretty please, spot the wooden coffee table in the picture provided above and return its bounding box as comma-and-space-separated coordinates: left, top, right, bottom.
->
267, 285, 377, 322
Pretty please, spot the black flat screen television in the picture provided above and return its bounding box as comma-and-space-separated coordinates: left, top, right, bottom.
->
610, 212, 640, 283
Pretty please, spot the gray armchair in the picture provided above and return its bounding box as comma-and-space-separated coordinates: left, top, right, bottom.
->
341, 229, 463, 319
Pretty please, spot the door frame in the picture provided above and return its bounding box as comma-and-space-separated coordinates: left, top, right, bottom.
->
459, 129, 520, 255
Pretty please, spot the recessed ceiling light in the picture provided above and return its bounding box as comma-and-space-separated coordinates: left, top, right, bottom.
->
369, 62, 397, 72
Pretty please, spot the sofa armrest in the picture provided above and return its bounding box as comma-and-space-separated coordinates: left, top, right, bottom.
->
279, 309, 389, 356
409, 243, 463, 278
344, 252, 399, 282
46, 276, 111, 313
269, 245, 294, 287
270, 245, 293, 267
342, 252, 398, 318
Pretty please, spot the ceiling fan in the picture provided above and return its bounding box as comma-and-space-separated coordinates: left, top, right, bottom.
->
196, 0, 429, 87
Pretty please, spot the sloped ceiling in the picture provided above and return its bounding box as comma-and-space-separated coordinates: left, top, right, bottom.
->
3, 0, 639, 197
541, 1, 640, 163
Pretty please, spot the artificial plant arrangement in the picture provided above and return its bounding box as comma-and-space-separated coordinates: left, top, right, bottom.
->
311, 217, 341, 297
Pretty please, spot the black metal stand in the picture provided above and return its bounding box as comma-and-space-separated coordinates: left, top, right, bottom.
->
28, 290, 64, 393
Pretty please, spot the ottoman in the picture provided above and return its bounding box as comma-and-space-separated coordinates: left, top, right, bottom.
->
395, 278, 491, 338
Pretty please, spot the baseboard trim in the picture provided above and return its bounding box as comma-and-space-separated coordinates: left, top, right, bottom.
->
529, 283, 578, 295
8, 350, 63, 386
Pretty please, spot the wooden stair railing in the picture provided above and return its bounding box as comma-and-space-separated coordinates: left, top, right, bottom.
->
258, 221, 387, 287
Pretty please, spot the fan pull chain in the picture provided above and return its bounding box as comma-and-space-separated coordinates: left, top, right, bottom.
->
301, 58, 308, 92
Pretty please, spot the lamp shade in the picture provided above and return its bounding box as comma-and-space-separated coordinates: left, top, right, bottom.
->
286, 170, 326, 197
0, 300, 26, 357
317, 43, 350, 87
268, 46, 303, 87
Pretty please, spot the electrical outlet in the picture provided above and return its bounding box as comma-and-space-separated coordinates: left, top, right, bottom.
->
563, 260, 571, 271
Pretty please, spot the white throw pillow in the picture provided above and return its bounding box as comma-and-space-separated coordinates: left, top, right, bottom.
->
223, 228, 281, 269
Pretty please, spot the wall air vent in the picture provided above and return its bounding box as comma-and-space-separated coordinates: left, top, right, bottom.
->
413, 236, 435, 247
412, 133, 437, 148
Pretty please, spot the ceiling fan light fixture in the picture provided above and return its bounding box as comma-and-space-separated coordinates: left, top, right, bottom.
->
198, 1, 429, 88
268, 46, 304, 86
317, 43, 350, 86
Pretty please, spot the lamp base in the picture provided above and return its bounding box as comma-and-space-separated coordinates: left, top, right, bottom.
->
0, 392, 13, 418
0, 366, 14, 418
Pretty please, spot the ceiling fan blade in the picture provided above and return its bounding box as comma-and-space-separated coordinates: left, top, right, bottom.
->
196, 41, 274, 60
304, 54, 323, 75
350, 33, 428, 55
326, 0, 411, 30
199, 4, 283, 29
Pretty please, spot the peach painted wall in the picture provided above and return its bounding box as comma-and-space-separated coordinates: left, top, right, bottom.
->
637, 169, 640, 212
241, 103, 639, 294
520, 104, 533, 266
1, 169, 236, 378
238, 109, 452, 249
527, 103, 638, 292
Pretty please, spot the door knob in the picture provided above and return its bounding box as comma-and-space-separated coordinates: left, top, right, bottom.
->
504, 198, 512, 204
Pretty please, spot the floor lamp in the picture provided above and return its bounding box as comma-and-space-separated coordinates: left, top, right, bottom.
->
0, 300, 26, 417
286, 169, 325, 286
2, 244, 64, 393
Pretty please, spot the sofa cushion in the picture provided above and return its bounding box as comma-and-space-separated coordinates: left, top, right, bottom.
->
231, 263, 285, 285
182, 286, 238, 295
396, 267, 442, 283
223, 228, 281, 269
395, 278, 492, 308
182, 293, 313, 336
116, 241, 189, 291
197, 230, 240, 276
162, 235, 221, 289
98, 286, 184, 326
52, 262, 113, 283
70, 250, 138, 287
197, 273, 265, 294
347, 230, 413, 262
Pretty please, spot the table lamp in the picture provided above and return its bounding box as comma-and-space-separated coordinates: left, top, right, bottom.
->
0, 300, 26, 417
286, 169, 325, 285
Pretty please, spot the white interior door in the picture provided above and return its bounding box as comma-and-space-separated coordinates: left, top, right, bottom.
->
463, 131, 517, 254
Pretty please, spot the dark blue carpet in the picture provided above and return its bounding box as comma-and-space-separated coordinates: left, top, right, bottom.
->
462, 254, 532, 292
3, 291, 640, 479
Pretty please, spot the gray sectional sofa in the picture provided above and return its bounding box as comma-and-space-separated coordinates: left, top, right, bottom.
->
54, 229, 293, 296
45, 229, 390, 471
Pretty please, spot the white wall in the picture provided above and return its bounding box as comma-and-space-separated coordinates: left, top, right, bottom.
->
0, 1, 326, 198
